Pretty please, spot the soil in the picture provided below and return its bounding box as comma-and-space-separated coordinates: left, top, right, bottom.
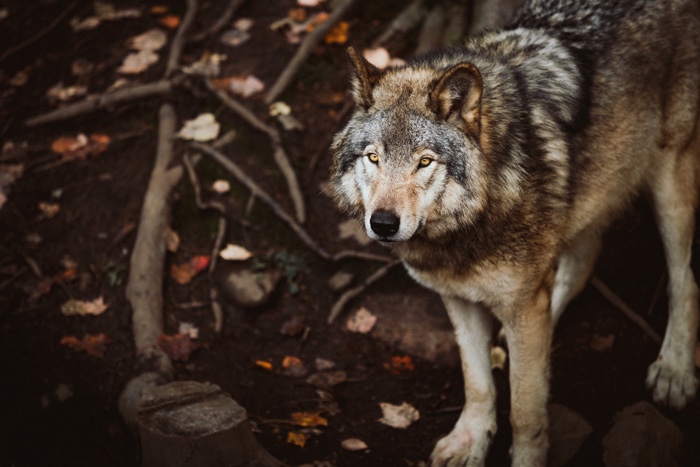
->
1, 1, 699, 466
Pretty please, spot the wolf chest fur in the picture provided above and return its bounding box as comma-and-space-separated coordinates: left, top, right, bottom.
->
330, 0, 700, 465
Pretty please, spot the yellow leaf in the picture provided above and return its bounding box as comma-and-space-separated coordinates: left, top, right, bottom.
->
287, 431, 308, 447
291, 410, 328, 427
255, 360, 273, 371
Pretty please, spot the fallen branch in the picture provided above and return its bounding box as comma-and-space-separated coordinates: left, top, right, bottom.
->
165, 0, 198, 78
371, 0, 428, 49
590, 276, 662, 344
190, 0, 246, 42
327, 260, 402, 324
25, 80, 174, 127
191, 141, 391, 264
265, 0, 358, 104
205, 79, 306, 223
125, 102, 182, 374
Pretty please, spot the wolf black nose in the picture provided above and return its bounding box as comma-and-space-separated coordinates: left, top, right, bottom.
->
370, 210, 400, 237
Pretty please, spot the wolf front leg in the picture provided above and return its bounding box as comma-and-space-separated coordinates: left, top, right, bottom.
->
431, 297, 497, 467
646, 142, 700, 409
500, 286, 552, 467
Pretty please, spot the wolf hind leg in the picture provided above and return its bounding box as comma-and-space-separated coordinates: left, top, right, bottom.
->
645, 146, 700, 409
430, 297, 496, 467
550, 228, 602, 327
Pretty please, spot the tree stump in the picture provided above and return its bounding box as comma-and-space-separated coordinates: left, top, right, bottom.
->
137, 381, 285, 467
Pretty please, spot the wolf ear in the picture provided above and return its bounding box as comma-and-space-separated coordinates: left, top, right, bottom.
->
429, 63, 483, 136
347, 47, 382, 109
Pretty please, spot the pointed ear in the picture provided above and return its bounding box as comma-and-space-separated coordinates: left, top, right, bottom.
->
429, 63, 483, 136
347, 47, 382, 109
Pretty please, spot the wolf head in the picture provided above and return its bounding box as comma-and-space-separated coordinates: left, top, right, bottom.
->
330, 47, 491, 245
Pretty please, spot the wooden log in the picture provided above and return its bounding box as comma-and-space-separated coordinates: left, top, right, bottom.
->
138, 381, 285, 467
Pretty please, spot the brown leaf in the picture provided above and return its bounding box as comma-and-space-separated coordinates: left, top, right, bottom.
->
158, 15, 180, 29
157, 333, 197, 362
590, 334, 615, 352
383, 355, 414, 375
60, 333, 110, 358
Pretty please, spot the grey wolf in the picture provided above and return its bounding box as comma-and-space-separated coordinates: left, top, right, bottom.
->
329, 0, 700, 464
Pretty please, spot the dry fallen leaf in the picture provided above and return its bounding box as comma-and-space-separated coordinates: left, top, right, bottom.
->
341, 438, 368, 451
38, 201, 60, 218
182, 52, 227, 77
60, 333, 111, 358
378, 402, 420, 429
291, 410, 328, 427
46, 82, 88, 102
219, 244, 253, 261
384, 355, 414, 375
60, 297, 108, 316
346, 306, 377, 334
178, 321, 199, 339
282, 355, 309, 377
118, 50, 159, 74
158, 15, 180, 29
176, 113, 221, 142
287, 431, 308, 447
128, 28, 168, 52
170, 255, 211, 285
51, 133, 110, 161
362, 47, 406, 70
225, 75, 265, 98
255, 360, 273, 371
212, 179, 230, 193
324, 20, 349, 44
157, 333, 197, 362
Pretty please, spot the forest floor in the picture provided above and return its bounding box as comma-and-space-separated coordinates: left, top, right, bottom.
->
1, 1, 699, 466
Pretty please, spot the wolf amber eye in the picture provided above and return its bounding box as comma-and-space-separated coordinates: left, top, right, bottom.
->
419, 157, 433, 168
367, 153, 379, 164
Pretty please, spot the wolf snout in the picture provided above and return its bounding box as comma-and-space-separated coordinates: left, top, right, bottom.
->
370, 210, 400, 237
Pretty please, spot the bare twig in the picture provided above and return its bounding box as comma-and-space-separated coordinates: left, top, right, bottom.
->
371, 0, 428, 49
165, 0, 198, 78
125, 102, 182, 375
191, 0, 246, 42
205, 79, 306, 223
590, 276, 662, 344
0, 2, 77, 64
327, 260, 402, 324
191, 142, 392, 264
25, 80, 174, 127
265, 0, 358, 104
183, 154, 227, 332
209, 217, 227, 333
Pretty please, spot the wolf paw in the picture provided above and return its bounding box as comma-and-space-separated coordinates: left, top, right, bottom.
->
429, 422, 493, 467
646, 359, 698, 410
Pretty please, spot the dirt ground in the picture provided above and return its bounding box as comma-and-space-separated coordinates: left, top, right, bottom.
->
1, 1, 700, 466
